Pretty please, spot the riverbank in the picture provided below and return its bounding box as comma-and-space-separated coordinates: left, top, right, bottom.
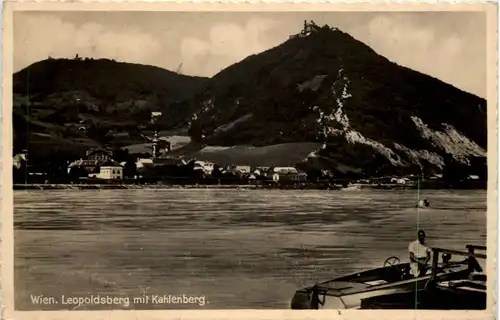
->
14, 184, 262, 190
13, 183, 339, 190
13, 182, 486, 191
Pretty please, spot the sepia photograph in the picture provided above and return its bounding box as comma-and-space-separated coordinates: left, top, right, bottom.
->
2, 2, 498, 319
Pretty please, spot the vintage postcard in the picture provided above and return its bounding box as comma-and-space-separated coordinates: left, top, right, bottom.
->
1, 1, 498, 320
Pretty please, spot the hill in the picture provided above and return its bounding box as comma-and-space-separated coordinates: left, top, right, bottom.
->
181, 22, 487, 179
167, 142, 323, 167
13, 57, 209, 166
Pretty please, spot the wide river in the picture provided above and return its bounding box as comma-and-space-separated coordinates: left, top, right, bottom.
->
14, 189, 486, 310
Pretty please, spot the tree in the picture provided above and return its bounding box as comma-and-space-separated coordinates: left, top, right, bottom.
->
211, 164, 225, 178
442, 154, 470, 186
13, 154, 28, 184
68, 166, 87, 181
469, 156, 487, 181
113, 148, 129, 162
123, 159, 138, 178
304, 168, 322, 182
188, 120, 204, 142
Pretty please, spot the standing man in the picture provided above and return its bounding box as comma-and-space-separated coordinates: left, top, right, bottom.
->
408, 230, 431, 277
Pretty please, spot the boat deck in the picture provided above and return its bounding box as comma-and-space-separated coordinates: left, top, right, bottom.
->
309, 262, 470, 297
291, 244, 487, 310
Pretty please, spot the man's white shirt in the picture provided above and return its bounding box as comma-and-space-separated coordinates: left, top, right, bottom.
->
408, 240, 431, 276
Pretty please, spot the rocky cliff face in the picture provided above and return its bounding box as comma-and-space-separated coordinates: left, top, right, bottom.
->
184, 23, 486, 177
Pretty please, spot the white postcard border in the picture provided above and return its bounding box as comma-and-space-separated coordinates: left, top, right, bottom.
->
1, 2, 498, 320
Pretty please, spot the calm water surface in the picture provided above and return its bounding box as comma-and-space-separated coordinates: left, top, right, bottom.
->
14, 189, 486, 310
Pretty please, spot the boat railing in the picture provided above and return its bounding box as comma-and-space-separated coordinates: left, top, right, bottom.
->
466, 245, 487, 252
304, 245, 486, 301
311, 266, 470, 298
429, 246, 486, 283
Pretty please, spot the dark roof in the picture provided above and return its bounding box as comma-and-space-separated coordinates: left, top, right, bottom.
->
68, 159, 122, 168
276, 172, 307, 176
86, 147, 113, 156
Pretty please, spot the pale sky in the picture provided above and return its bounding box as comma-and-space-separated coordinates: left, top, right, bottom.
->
14, 11, 486, 97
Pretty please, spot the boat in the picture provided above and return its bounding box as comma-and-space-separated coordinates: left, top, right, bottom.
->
290, 244, 486, 309
416, 199, 430, 208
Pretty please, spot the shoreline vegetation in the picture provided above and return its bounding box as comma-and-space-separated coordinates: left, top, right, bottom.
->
14, 181, 486, 191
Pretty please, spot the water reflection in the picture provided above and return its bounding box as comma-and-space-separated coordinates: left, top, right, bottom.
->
14, 189, 486, 310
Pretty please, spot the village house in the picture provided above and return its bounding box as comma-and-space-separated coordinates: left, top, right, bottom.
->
86, 147, 113, 161
68, 159, 123, 180
268, 167, 308, 183
252, 168, 262, 177
225, 164, 252, 175
194, 160, 215, 175
235, 165, 251, 174
251, 166, 271, 177
67, 159, 100, 176
136, 158, 154, 170
67, 147, 122, 180
93, 165, 123, 180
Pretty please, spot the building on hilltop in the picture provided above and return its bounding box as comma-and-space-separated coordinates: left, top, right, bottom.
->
289, 20, 338, 39
289, 20, 320, 39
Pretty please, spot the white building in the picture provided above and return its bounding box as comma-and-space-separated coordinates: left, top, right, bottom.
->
235, 165, 251, 173
136, 158, 153, 169
96, 166, 123, 180
272, 173, 280, 182
194, 161, 215, 175
273, 167, 299, 174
